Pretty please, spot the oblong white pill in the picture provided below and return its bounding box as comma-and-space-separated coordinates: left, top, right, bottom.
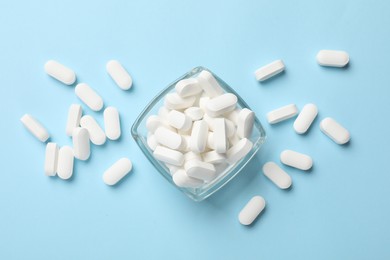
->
104, 106, 121, 140
199, 96, 210, 111
57, 146, 74, 180
44, 142, 58, 176
293, 104, 318, 134
20, 114, 50, 142
66, 104, 82, 136
206, 93, 237, 117
190, 120, 209, 153
103, 158, 132, 185
214, 118, 227, 153
238, 196, 266, 225
75, 83, 104, 111
147, 134, 158, 151
225, 119, 236, 138
197, 70, 224, 97
226, 138, 253, 164
266, 104, 298, 124
172, 169, 204, 188
237, 108, 255, 138
146, 115, 175, 133
106, 60, 132, 90
320, 117, 350, 145
168, 110, 192, 131
184, 151, 202, 162
280, 150, 313, 171
184, 160, 216, 182
255, 59, 285, 82
184, 107, 204, 121
80, 115, 106, 145
155, 126, 183, 150
202, 150, 226, 164
207, 132, 215, 150
153, 146, 184, 166
203, 114, 216, 131
158, 107, 170, 120
72, 127, 90, 161
263, 162, 292, 189
316, 50, 349, 67
44, 60, 76, 85
164, 93, 196, 110
175, 78, 202, 97
227, 108, 241, 125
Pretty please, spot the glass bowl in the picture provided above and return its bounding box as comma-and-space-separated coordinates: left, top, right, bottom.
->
131, 66, 266, 201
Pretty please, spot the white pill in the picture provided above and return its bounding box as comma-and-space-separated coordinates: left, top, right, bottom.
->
203, 114, 216, 131
263, 162, 292, 189
227, 108, 241, 125
164, 93, 196, 110
153, 146, 184, 166
199, 96, 210, 111
155, 127, 183, 150
190, 120, 209, 153
255, 59, 285, 82
320, 117, 350, 145
158, 107, 170, 120
225, 119, 236, 138
75, 83, 104, 111
214, 118, 227, 153
20, 114, 50, 142
175, 78, 202, 97
44, 142, 58, 176
280, 150, 313, 171
267, 104, 298, 124
197, 70, 224, 97
184, 107, 204, 121
238, 196, 266, 226
165, 164, 180, 175
72, 127, 90, 161
65, 104, 82, 136
106, 60, 132, 90
228, 134, 240, 146
184, 151, 202, 162
57, 146, 74, 180
147, 134, 158, 151
104, 106, 121, 140
181, 135, 191, 152
172, 169, 204, 188
206, 93, 237, 117
146, 115, 175, 133
237, 108, 254, 138
226, 138, 253, 164
168, 110, 192, 131
185, 160, 216, 182
103, 158, 132, 185
80, 115, 106, 145
202, 150, 226, 164
207, 132, 215, 150
44, 60, 76, 85
316, 50, 349, 67
293, 104, 318, 134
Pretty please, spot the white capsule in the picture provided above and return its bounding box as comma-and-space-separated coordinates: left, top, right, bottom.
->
199, 96, 211, 111
202, 150, 226, 164
104, 107, 121, 140
225, 119, 236, 138
203, 114, 216, 131
75, 83, 104, 111
206, 93, 237, 117
280, 150, 313, 171
155, 127, 183, 150
237, 108, 255, 138
165, 164, 181, 175
184, 151, 202, 162
44, 60, 76, 85
158, 107, 170, 120
190, 120, 209, 153
238, 196, 266, 225
57, 146, 74, 180
172, 169, 204, 188
65, 104, 82, 136
146, 115, 175, 133
228, 134, 240, 147
72, 127, 90, 161
227, 108, 241, 125
20, 114, 50, 142
184, 160, 216, 182
106, 60, 132, 90
214, 118, 227, 153
197, 70, 224, 97
316, 50, 349, 67
226, 138, 253, 164
181, 135, 191, 152
175, 78, 202, 97
184, 107, 204, 121
207, 132, 215, 150
44, 142, 58, 176
164, 93, 196, 110
103, 158, 132, 186
266, 104, 298, 124
153, 146, 184, 166
80, 115, 106, 145
293, 104, 318, 134
168, 110, 192, 131
263, 162, 292, 189
320, 117, 350, 145
255, 59, 285, 82
147, 134, 158, 151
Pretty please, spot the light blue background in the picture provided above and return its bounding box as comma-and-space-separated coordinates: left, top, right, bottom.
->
1, 0, 389, 259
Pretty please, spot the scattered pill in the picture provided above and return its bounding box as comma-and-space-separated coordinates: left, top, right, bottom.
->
266, 104, 298, 124
168, 110, 192, 131
66, 104, 82, 136
280, 150, 312, 171
172, 169, 204, 188
206, 93, 237, 117
263, 162, 292, 189
106, 60, 132, 90
44, 60, 76, 85
316, 50, 349, 67
153, 146, 184, 166
189, 120, 209, 153
80, 115, 106, 145
175, 78, 202, 97
238, 196, 266, 225
104, 106, 121, 140
214, 118, 227, 153
255, 60, 285, 82
237, 108, 254, 138
155, 126, 183, 150
75, 83, 104, 111
197, 70, 224, 97
57, 146, 74, 180
44, 142, 58, 176
20, 114, 50, 142
185, 160, 216, 182
226, 138, 253, 164
320, 117, 350, 145
72, 127, 90, 161
293, 103, 318, 134
103, 158, 132, 185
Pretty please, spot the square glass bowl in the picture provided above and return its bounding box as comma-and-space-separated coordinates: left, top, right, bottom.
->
131, 66, 266, 201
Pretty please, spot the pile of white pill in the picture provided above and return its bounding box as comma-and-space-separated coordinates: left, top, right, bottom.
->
146, 70, 256, 189
21, 60, 134, 185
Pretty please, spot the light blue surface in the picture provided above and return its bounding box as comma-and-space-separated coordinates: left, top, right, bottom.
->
1, 0, 390, 259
